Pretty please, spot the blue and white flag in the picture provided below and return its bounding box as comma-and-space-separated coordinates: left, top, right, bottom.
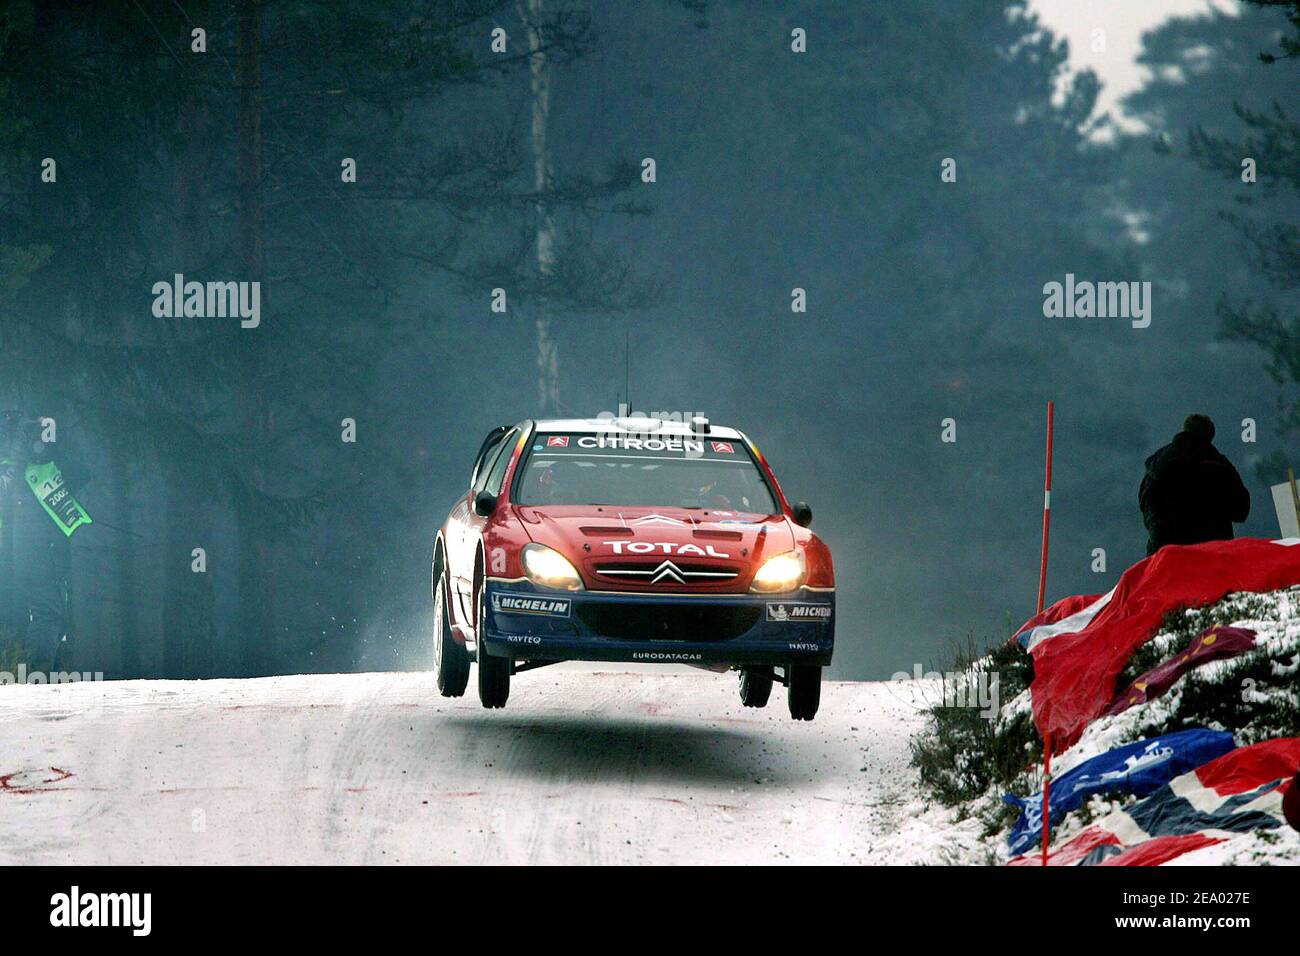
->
1003, 728, 1236, 856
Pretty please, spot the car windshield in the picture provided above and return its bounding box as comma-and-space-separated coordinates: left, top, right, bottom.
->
513, 432, 779, 513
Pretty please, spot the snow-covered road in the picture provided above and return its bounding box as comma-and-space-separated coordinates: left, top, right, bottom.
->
0, 670, 976, 865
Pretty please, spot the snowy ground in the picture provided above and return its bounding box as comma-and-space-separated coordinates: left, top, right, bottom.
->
0, 669, 980, 865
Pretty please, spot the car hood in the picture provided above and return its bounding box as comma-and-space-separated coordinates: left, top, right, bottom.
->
512, 504, 796, 593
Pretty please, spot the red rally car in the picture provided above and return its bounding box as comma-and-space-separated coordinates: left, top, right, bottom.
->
432, 418, 836, 719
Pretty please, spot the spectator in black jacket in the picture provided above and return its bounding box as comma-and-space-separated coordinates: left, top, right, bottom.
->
1139, 414, 1250, 556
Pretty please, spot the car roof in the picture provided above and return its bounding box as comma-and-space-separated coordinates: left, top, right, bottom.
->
532, 418, 744, 441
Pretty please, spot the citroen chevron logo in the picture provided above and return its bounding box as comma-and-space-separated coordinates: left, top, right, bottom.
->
649, 560, 686, 584
631, 513, 689, 527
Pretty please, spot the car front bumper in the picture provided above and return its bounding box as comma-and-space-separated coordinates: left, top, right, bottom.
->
481, 580, 835, 667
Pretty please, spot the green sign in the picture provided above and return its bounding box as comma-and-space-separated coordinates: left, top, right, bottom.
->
24, 461, 92, 537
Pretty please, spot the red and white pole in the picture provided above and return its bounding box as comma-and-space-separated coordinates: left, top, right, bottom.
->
1036, 400, 1054, 616
1038, 400, 1055, 866
1041, 734, 1052, 866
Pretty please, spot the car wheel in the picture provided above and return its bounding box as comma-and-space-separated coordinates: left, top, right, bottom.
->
739, 666, 774, 707
434, 577, 470, 697
475, 585, 510, 709
787, 664, 821, 721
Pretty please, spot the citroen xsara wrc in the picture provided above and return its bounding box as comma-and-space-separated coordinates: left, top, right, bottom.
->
431, 418, 836, 719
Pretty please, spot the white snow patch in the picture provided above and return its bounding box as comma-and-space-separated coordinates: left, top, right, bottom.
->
1166, 826, 1300, 866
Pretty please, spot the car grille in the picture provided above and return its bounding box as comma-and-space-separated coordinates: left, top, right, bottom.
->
576, 603, 760, 641
593, 561, 739, 586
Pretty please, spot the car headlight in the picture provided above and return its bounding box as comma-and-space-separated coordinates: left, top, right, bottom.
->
750, 550, 807, 593
521, 543, 584, 591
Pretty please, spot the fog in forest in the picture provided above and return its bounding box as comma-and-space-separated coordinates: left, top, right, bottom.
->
1, 1, 1297, 680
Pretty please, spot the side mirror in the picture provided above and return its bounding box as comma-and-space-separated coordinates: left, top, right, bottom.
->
792, 502, 813, 528
473, 490, 497, 517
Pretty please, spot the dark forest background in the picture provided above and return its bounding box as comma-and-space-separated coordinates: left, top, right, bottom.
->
1, 0, 1297, 680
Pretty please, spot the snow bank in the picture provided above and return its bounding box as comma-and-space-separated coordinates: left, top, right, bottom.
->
987, 587, 1300, 865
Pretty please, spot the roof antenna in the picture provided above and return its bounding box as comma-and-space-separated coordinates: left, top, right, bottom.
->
624, 326, 631, 417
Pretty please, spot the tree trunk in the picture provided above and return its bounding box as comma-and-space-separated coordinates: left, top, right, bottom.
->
163, 461, 215, 677
237, 0, 272, 675
109, 437, 141, 676
0, 479, 14, 638
523, 0, 560, 413
163, 48, 217, 679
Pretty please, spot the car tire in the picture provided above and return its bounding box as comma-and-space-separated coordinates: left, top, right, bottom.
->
475, 586, 510, 709
787, 664, 821, 721
739, 666, 774, 707
434, 577, 470, 697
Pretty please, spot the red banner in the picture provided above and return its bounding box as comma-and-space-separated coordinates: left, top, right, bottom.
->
1027, 538, 1300, 749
